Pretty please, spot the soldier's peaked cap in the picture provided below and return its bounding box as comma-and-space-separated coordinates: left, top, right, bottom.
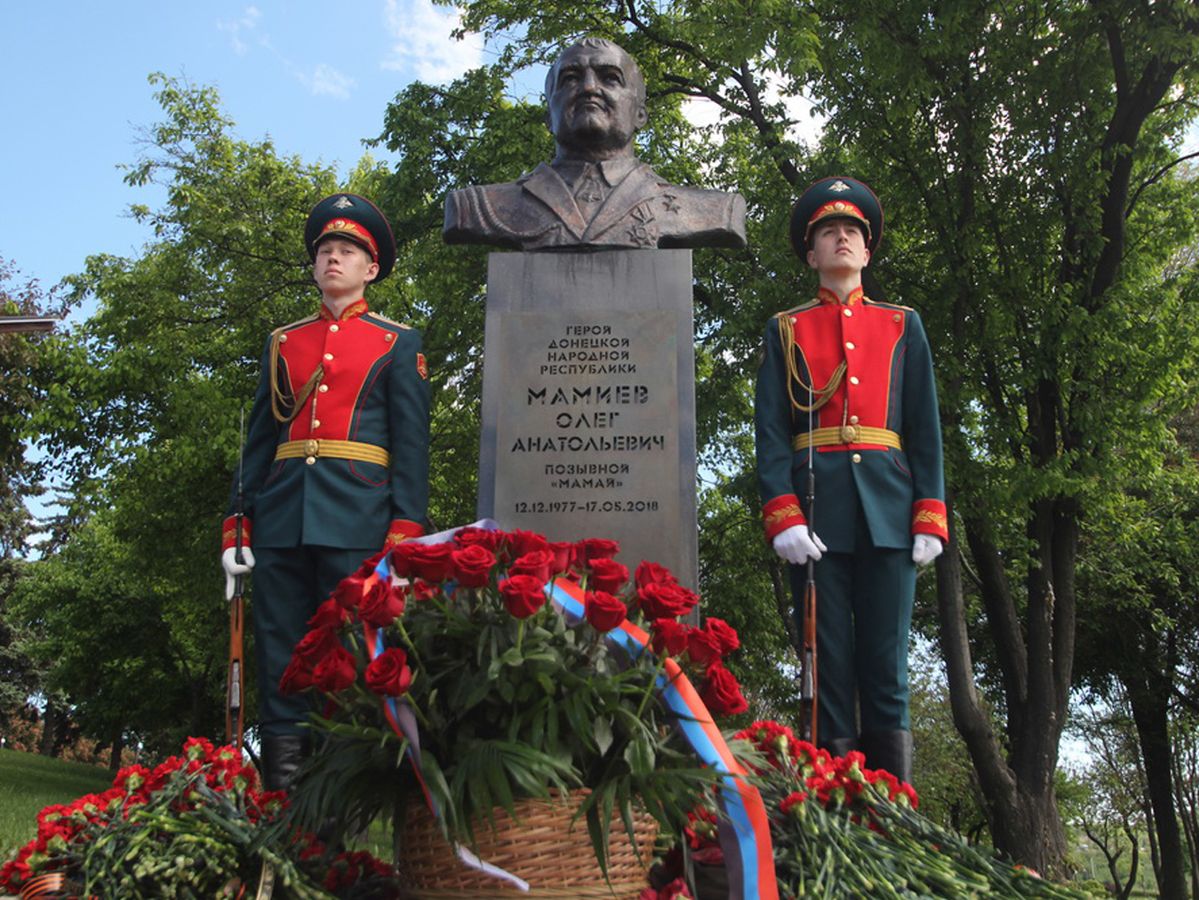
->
789, 176, 883, 256
305, 193, 397, 281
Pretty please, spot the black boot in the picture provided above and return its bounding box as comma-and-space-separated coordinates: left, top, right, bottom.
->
261, 734, 309, 792
821, 736, 859, 760
860, 730, 913, 784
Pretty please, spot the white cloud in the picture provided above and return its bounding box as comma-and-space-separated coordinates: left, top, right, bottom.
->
217, 5, 261, 56
299, 63, 356, 100
380, 0, 484, 84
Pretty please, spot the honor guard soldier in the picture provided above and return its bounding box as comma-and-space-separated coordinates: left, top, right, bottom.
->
220, 193, 430, 790
754, 177, 948, 783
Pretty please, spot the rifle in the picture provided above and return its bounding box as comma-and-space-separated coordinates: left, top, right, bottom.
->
799, 384, 819, 746
226, 409, 247, 751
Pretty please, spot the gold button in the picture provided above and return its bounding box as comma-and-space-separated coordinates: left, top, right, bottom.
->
849, 376, 860, 385
852, 453, 862, 464
845, 341, 855, 350
304, 439, 319, 456
843, 308, 853, 317
841, 425, 859, 443
385, 333, 394, 342
330, 324, 339, 333
319, 384, 329, 393
893, 314, 901, 323
849, 415, 859, 424
305, 456, 316, 465
313, 419, 321, 428
324, 353, 334, 361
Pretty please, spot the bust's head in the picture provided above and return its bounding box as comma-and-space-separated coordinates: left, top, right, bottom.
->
545, 38, 648, 162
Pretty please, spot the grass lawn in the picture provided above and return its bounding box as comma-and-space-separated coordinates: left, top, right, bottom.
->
0, 748, 113, 859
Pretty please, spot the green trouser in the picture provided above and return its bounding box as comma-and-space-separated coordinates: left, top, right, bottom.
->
791, 511, 916, 743
252, 545, 377, 738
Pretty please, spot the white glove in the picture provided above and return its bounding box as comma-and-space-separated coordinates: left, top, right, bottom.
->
222, 546, 256, 601
772, 525, 826, 566
912, 534, 944, 566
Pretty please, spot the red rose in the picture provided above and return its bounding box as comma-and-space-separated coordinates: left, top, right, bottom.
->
312, 645, 357, 693
411, 579, 439, 602
650, 619, 690, 656
359, 580, 406, 627
687, 628, 723, 668
364, 648, 412, 697
354, 548, 389, 577
700, 662, 748, 716
635, 560, 677, 589
704, 618, 740, 654
499, 575, 547, 619
638, 582, 698, 620
308, 598, 349, 630
279, 656, 315, 694
585, 590, 628, 633
589, 558, 629, 594
392, 542, 453, 582
575, 537, 620, 563
330, 574, 367, 610
451, 544, 496, 588
508, 528, 550, 557
509, 550, 555, 583
293, 626, 339, 664
454, 527, 503, 553
549, 541, 575, 574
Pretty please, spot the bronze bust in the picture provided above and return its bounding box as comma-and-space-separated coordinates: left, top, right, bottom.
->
443, 38, 747, 251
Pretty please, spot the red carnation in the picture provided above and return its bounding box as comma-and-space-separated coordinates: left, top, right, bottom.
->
585, 590, 628, 633
359, 580, 406, 627
312, 645, 357, 693
651, 618, 690, 656
499, 575, 547, 619
589, 558, 629, 593
364, 648, 413, 697
452, 544, 496, 588
700, 662, 748, 716
510, 550, 555, 583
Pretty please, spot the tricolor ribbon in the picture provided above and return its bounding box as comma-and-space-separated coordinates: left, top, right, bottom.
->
359, 520, 777, 898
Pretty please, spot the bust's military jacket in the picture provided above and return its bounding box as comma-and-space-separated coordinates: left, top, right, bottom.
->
224, 299, 429, 551
755, 286, 948, 552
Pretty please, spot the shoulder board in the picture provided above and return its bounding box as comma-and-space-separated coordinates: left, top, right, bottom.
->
271, 314, 319, 337
776, 300, 819, 318
863, 297, 914, 312
365, 311, 412, 330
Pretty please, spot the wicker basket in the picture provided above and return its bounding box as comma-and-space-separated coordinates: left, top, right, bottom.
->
398, 790, 658, 899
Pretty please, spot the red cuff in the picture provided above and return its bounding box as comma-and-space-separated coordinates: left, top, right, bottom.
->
386, 519, 425, 546
763, 494, 807, 542
911, 500, 949, 542
222, 515, 252, 551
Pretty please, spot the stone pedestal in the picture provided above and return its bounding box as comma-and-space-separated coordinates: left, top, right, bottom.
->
478, 250, 697, 588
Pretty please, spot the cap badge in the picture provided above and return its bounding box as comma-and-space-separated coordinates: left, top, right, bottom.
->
332, 196, 354, 209
829, 180, 851, 193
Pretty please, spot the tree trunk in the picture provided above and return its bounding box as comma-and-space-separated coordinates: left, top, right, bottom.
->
1128, 674, 1189, 899
108, 727, 125, 774
37, 697, 61, 757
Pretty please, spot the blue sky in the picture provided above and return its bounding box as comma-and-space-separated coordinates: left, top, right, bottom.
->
2, 1, 493, 297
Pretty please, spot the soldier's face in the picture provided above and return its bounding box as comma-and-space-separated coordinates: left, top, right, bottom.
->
547, 44, 648, 157
806, 219, 870, 276
313, 237, 379, 296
